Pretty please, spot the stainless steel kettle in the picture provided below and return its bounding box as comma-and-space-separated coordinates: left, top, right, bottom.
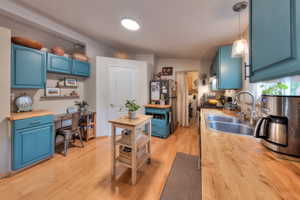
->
254, 116, 288, 146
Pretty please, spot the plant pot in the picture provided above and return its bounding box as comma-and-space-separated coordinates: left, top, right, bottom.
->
80, 106, 88, 113
128, 111, 137, 119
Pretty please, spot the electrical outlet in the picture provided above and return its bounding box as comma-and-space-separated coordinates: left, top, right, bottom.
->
11, 93, 15, 101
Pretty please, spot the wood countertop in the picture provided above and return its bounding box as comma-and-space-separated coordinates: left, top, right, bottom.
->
201, 109, 300, 200
108, 114, 152, 127
8, 110, 54, 121
144, 104, 171, 109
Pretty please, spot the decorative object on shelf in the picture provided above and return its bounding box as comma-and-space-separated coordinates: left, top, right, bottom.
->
120, 100, 141, 119
56, 79, 65, 87
161, 67, 173, 76
46, 88, 60, 97
113, 52, 129, 59
72, 53, 88, 62
75, 100, 89, 112
70, 91, 79, 96
15, 94, 33, 112
154, 72, 162, 80
231, 1, 248, 58
11, 37, 43, 50
51, 46, 65, 56
64, 78, 77, 87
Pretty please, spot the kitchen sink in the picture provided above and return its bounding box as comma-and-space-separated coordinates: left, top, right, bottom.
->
207, 121, 253, 136
206, 114, 253, 136
206, 114, 241, 123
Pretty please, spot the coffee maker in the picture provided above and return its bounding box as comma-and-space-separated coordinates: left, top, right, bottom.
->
254, 95, 300, 157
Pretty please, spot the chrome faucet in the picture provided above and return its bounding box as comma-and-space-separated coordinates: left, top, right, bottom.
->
234, 91, 257, 126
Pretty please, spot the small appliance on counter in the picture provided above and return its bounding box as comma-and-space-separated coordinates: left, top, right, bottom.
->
200, 94, 225, 109
15, 94, 33, 112
254, 95, 300, 157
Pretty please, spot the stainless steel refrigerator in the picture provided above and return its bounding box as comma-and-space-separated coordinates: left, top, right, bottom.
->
150, 80, 177, 133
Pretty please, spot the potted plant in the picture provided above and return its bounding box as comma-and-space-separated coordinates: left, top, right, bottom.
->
261, 82, 289, 95
75, 100, 89, 112
120, 100, 141, 119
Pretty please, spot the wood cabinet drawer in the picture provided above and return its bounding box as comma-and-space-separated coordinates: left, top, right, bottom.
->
14, 115, 53, 130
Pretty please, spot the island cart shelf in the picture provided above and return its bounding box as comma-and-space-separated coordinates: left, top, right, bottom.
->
108, 114, 152, 185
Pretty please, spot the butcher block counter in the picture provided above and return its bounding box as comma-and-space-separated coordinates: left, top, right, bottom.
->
144, 104, 171, 109
201, 109, 300, 200
8, 110, 54, 121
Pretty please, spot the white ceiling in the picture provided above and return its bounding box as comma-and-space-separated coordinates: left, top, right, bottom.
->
14, 0, 249, 60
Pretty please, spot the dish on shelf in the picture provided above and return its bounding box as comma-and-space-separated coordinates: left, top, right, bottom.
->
12, 37, 43, 50
72, 53, 88, 62
51, 46, 65, 56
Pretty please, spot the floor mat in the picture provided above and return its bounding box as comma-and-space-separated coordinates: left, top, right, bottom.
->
160, 152, 201, 200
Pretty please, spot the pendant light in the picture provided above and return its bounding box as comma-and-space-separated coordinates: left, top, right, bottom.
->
232, 1, 248, 58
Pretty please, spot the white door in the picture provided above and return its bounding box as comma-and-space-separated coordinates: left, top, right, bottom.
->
97, 57, 148, 136
108, 66, 136, 121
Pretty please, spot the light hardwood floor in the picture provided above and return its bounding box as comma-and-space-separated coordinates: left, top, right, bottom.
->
0, 126, 199, 200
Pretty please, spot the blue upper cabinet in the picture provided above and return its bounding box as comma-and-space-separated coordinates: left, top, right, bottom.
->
47, 53, 72, 74
72, 60, 90, 77
211, 78, 219, 91
217, 45, 242, 90
250, 0, 300, 82
11, 44, 46, 88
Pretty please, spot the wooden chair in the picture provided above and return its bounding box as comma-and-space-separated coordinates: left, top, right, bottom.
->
57, 112, 84, 156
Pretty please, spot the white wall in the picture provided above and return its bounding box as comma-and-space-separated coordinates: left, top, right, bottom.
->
156, 58, 203, 79
0, 28, 11, 177
132, 54, 156, 85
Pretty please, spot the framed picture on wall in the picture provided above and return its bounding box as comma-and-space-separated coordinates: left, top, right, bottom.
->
46, 88, 60, 96
64, 78, 77, 87
161, 67, 173, 76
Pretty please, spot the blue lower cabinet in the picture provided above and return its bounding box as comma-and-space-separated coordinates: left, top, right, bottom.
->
12, 115, 54, 171
72, 60, 90, 77
152, 121, 170, 138
145, 107, 170, 138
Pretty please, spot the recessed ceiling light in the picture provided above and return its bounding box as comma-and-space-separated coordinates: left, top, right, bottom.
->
121, 18, 140, 31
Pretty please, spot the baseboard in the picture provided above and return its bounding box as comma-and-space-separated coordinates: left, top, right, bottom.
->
0, 172, 11, 178
96, 136, 108, 139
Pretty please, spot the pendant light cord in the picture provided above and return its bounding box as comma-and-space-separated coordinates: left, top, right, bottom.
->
239, 12, 242, 39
